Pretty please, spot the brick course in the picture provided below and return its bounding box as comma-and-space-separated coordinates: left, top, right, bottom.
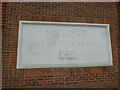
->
2, 2, 120, 88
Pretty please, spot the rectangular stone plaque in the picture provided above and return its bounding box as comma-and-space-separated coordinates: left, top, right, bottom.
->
17, 21, 113, 69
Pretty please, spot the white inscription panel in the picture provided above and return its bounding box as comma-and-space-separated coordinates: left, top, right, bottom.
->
17, 21, 113, 69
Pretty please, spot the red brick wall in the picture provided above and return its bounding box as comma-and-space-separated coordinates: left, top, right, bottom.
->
117, 1, 120, 89
2, 2, 119, 88
0, 2, 2, 89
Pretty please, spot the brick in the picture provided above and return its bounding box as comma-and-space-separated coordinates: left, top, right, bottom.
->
2, 2, 119, 89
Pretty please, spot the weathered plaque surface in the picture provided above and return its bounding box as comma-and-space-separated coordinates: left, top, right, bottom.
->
17, 21, 113, 69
